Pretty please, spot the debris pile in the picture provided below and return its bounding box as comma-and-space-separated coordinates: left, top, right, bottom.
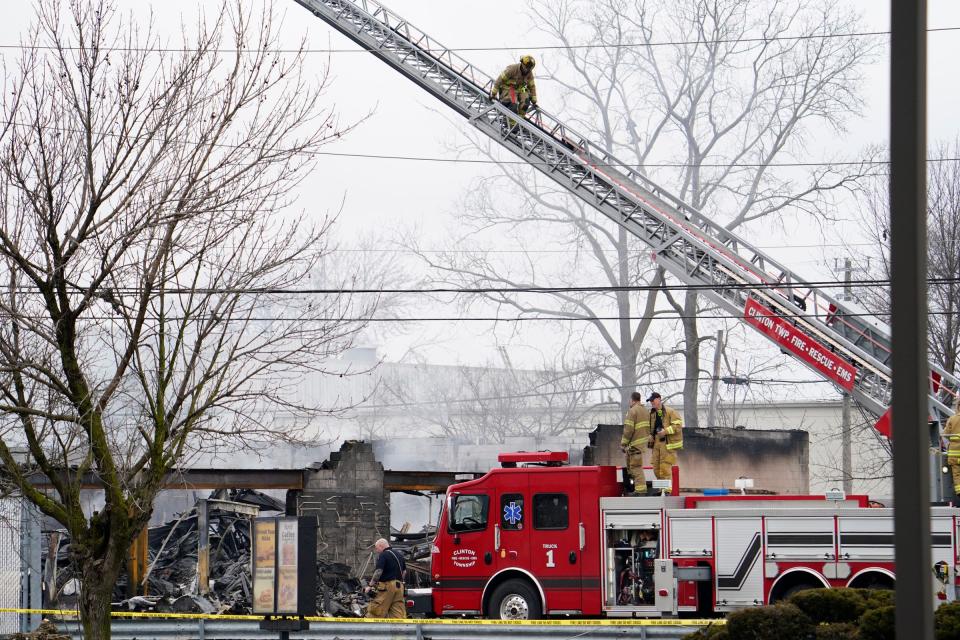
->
8, 619, 70, 640
390, 526, 436, 589
40, 494, 439, 617
42, 489, 285, 614
317, 561, 366, 616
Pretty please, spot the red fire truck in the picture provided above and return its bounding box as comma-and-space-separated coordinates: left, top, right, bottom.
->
410, 452, 958, 619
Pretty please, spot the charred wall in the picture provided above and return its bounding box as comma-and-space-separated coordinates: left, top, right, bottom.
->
290, 441, 390, 576
584, 424, 809, 494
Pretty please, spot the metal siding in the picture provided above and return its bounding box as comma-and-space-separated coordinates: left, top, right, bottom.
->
669, 517, 712, 557
714, 517, 764, 606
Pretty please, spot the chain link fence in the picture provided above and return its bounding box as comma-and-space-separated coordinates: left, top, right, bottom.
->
0, 497, 42, 634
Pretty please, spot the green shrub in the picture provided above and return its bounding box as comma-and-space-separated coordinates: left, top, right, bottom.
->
725, 603, 814, 640
814, 622, 858, 640
936, 601, 960, 640
790, 589, 867, 624
851, 588, 894, 611
858, 605, 894, 640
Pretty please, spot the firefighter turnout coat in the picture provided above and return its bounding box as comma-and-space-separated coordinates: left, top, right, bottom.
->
648, 405, 683, 451
492, 63, 537, 103
944, 411, 960, 494
621, 404, 650, 452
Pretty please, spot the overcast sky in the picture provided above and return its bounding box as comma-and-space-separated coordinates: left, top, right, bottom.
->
1, 1, 957, 385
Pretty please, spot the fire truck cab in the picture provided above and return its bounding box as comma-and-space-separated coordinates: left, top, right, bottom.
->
417, 452, 960, 619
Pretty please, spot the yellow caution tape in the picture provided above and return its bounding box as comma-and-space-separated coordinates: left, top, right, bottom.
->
0, 607, 725, 626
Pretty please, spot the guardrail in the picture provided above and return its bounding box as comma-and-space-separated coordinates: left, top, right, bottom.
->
56, 619, 712, 640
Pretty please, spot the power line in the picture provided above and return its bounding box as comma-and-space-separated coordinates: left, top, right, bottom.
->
18, 276, 953, 296
360, 376, 833, 410
3, 26, 958, 55
2, 116, 945, 170
327, 242, 878, 253
293, 149, 959, 168
12, 307, 960, 324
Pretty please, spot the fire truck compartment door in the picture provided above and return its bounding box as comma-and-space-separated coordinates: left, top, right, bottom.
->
764, 517, 836, 560
603, 511, 661, 530
838, 516, 893, 560
669, 517, 712, 557
715, 517, 764, 607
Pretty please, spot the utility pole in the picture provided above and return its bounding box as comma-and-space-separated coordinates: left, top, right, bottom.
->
890, 0, 931, 635
839, 258, 854, 494
707, 330, 724, 428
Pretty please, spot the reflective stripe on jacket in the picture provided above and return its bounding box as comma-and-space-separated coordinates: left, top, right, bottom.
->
649, 405, 683, 451
945, 414, 960, 459
622, 404, 650, 451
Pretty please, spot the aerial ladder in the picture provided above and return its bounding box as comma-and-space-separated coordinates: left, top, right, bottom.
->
291, 0, 959, 445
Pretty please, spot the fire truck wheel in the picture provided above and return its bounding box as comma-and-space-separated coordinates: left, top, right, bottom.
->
488, 579, 543, 620
779, 582, 824, 601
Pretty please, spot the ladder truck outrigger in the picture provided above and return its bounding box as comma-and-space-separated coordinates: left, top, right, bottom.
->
289, 0, 960, 617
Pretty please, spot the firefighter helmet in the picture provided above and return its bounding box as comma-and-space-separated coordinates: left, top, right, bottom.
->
520, 55, 536, 70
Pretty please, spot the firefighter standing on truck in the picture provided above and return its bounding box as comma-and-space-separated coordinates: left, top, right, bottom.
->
490, 55, 538, 117
365, 538, 407, 619
944, 401, 960, 495
621, 391, 649, 492
647, 392, 683, 481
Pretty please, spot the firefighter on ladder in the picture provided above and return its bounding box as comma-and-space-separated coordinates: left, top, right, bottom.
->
944, 400, 960, 495
647, 392, 683, 484
621, 391, 649, 493
490, 55, 538, 117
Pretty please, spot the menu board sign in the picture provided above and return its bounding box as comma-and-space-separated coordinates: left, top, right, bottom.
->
276, 519, 299, 613
252, 520, 277, 613
250, 516, 316, 617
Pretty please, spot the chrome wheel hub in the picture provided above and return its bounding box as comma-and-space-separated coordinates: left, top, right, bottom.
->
499, 594, 530, 620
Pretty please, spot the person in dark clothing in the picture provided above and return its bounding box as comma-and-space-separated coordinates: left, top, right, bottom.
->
365, 538, 407, 618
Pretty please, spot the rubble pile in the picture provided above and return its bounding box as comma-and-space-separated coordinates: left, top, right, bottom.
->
8, 620, 70, 640
142, 506, 254, 613
390, 527, 436, 589
317, 561, 366, 616
42, 490, 286, 614
40, 493, 439, 617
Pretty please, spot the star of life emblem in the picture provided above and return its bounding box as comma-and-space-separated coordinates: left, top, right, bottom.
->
503, 501, 522, 526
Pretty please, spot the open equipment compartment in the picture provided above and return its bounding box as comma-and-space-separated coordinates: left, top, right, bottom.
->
600, 497, 682, 615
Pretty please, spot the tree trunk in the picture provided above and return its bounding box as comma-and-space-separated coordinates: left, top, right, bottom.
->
620, 351, 637, 415
78, 554, 124, 640
681, 291, 700, 429
79, 580, 112, 640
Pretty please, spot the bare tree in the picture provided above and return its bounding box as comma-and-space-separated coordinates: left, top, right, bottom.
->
0, 2, 368, 637
378, 350, 601, 442
851, 142, 960, 376
829, 143, 960, 485
421, 0, 876, 426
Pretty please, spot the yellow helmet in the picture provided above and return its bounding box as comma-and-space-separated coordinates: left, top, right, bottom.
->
520, 55, 536, 69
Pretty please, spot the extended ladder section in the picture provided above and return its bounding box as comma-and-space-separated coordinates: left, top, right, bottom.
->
293, 0, 959, 426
